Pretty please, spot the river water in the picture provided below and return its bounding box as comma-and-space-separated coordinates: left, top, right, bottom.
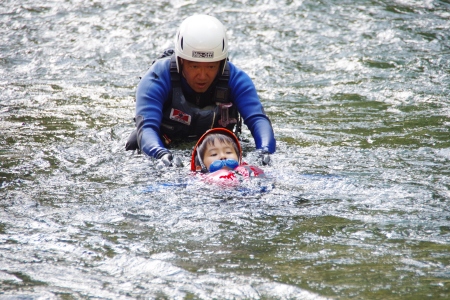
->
1, 0, 449, 299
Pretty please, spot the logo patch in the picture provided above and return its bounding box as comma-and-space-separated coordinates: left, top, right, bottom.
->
170, 108, 191, 125
192, 51, 214, 58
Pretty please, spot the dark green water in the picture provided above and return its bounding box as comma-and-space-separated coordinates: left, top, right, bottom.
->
1, 0, 449, 299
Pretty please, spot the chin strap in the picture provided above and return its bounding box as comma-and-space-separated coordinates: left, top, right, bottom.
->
196, 150, 208, 173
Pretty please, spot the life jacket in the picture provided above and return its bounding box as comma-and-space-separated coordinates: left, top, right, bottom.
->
200, 165, 266, 187
159, 55, 239, 145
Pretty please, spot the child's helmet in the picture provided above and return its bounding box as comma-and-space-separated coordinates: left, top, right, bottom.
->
174, 14, 228, 74
190, 128, 242, 172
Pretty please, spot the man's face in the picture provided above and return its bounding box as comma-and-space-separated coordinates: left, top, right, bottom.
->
181, 59, 221, 93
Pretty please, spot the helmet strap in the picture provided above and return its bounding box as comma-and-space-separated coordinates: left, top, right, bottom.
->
177, 57, 184, 74
220, 59, 227, 75
196, 149, 208, 173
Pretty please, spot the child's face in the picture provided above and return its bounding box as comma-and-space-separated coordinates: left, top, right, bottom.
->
202, 138, 239, 170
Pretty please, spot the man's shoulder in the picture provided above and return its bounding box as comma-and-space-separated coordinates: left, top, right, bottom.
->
226, 61, 238, 73
140, 56, 172, 82
226, 61, 253, 85
150, 56, 172, 73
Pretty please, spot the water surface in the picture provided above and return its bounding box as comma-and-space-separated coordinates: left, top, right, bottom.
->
1, 0, 449, 299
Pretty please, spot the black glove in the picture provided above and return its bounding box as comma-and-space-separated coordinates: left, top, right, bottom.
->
159, 153, 173, 167
173, 156, 183, 167
255, 149, 271, 166
157, 153, 184, 168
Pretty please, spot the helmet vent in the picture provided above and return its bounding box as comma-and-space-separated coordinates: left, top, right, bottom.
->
222, 39, 225, 52
181, 37, 184, 50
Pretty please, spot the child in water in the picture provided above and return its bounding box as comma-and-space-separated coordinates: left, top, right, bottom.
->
190, 128, 265, 185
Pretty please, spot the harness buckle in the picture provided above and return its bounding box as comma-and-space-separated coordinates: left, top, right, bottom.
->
162, 134, 172, 146
217, 102, 237, 127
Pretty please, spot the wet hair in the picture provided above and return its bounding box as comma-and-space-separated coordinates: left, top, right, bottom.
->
195, 133, 240, 168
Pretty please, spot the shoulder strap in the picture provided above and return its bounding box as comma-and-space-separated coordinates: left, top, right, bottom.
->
214, 62, 230, 103
169, 55, 180, 84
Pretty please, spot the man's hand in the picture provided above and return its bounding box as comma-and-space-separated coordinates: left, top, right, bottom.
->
159, 153, 173, 167
157, 153, 184, 168
255, 149, 271, 166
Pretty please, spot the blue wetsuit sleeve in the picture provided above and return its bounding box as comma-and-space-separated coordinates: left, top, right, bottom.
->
135, 58, 172, 159
228, 63, 276, 153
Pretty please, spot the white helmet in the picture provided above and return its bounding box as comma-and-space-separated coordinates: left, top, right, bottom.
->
174, 15, 228, 74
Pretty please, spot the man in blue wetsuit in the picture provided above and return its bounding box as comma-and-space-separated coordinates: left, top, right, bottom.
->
132, 14, 276, 166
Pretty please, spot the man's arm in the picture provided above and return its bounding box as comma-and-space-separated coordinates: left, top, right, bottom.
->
228, 62, 276, 153
135, 58, 173, 159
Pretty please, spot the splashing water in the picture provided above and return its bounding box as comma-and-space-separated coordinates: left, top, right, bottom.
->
1, 0, 449, 298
